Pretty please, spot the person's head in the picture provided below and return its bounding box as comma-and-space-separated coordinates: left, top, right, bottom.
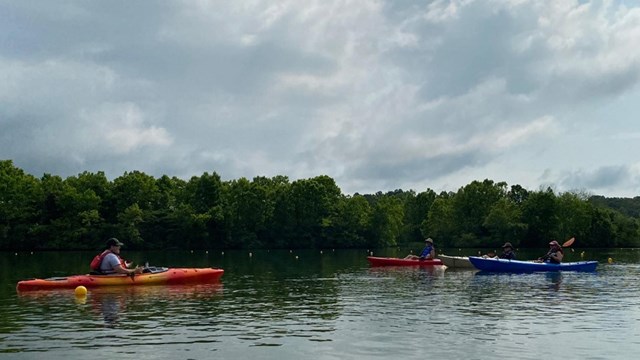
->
106, 238, 124, 253
549, 240, 561, 249
502, 242, 513, 251
425, 238, 434, 245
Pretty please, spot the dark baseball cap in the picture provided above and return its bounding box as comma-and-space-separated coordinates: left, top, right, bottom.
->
106, 238, 124, 247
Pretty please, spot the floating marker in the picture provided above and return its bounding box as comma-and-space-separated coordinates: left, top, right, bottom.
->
74, 286, 88, 297
249, 252, 253, 257
608, 257, 614, 264
295, 256, 299, 260
221, 251, 224, 255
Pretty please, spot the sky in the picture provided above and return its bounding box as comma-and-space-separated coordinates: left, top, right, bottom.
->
1, 0, 640, 198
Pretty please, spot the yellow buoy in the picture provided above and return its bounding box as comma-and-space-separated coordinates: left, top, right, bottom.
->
74, 286, 88, 297
608, 257, 613, 264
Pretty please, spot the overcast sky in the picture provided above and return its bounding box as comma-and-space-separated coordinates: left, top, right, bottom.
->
2, 0, 640, 197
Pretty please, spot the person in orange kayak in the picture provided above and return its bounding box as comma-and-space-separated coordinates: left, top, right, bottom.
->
538, 240, 564, 264
92, 238, 143, 275
404, 238, 435, 260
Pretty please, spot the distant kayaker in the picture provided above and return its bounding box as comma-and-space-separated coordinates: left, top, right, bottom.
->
498, 242, 516, 260
538, 240, 563, 264
404, 238, 435, 260
482, 242, 516, 259
92, 238, 144, 275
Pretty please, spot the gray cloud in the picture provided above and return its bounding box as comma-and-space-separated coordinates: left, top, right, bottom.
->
2, 0, 640, 197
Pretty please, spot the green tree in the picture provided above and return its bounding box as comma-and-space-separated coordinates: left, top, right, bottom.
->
521, 188, 558, 247
483, 198, 525, 246
369, 196, 404, 248
0, 160, 42, 250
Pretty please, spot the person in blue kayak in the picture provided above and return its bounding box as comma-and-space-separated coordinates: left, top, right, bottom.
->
91, 238, 143, 275
538, 240, 564, 263
404, 238, 435, 260
498, 242, 516, 260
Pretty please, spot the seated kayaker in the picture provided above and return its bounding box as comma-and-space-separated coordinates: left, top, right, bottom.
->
498, 242, 516, 260
538, 240, 563, 263
92, 238, 143, 276
404, 238, 435, 260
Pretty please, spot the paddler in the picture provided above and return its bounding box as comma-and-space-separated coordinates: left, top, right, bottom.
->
537, 240, 564, 264
94, 238, 144, 275
404, 238, 435, 260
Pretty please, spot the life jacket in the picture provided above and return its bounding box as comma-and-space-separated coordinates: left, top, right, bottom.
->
419, 245, 434, 259
544, 247, 563, 264
90, 250, 126, 271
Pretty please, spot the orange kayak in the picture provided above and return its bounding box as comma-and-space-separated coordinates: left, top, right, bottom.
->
367, 256, 444, 267
16, 267, 224, 291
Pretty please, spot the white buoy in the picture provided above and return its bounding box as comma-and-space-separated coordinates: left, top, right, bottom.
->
222, 251, 225, 255
249, 252, 253, 257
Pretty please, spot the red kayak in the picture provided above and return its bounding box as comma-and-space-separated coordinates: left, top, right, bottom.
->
17, 267, 224, 291
367, 256, 444, 267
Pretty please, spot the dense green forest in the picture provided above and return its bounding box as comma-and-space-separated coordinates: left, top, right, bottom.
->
1, 160, 639, 251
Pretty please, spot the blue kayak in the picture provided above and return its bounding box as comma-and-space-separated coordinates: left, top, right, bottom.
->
468, 256, 598, 273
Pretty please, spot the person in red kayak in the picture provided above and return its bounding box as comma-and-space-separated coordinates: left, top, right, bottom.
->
93, 238, 144, 275
404, 238, 435, 260
538, 240, 564, 264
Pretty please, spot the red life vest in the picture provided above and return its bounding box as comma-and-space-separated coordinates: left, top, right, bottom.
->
90, 250, 126, 271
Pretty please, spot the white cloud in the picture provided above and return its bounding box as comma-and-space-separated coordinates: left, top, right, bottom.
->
2, 0, 640, 197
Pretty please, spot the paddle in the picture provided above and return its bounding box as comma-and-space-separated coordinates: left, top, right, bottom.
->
562, 237, 575, 247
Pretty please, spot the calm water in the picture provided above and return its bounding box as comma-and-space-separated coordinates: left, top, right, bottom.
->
1, 247, 639, 359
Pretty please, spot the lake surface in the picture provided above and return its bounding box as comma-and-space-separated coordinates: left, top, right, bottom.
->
1, 247, 639, 359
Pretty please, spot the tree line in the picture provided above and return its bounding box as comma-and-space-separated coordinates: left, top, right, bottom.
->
1, 160, 639, 251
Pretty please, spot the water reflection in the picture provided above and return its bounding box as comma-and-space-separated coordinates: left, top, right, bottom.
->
17, 283, 224, 328
545, 272, 563, 291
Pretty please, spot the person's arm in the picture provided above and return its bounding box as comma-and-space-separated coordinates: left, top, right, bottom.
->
538, 251, 551, 261
113, 263, 143, 275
